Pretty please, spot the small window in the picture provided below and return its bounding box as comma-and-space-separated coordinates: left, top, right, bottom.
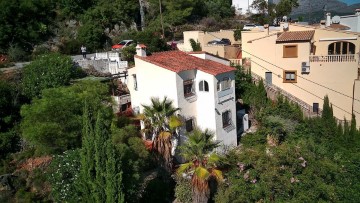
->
218, 77, 231, 91
283, 45, 298, 58
199, 80, 209, 92
313, 103, 319, 113
186, 119, 194, 132
184, 79, 194, 97
283, 70, 297, 83
132, 74, 138, 90
222, 110, 231, 128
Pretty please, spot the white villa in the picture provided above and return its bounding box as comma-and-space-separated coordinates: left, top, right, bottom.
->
127, 46, 238, 147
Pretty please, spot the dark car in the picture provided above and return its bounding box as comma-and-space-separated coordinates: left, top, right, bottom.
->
207, 38, 231, 45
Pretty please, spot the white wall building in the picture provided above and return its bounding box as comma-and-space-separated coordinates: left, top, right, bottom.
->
340, 9, 360, 33
232, 0, 274, 15
128, 49, 238, 148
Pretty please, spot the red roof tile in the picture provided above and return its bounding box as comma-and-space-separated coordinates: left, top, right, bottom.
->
276, 30, 315, 42
135, 51, 235, 76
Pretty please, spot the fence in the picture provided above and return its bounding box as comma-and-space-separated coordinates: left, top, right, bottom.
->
310, 54, 356, 63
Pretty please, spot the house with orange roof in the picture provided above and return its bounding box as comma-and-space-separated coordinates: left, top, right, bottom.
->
127, 46, 238, 149
242, 21, 360, 127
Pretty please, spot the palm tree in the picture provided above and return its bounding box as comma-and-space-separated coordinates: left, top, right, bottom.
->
141, 97, 181, 171
177, 128, 223, 203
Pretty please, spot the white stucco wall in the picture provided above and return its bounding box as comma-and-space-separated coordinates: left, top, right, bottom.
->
128, 58, 179, 113
214, 72, 237, 147
340, 15, 360, 33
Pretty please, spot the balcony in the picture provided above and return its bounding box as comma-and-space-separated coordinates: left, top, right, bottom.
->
310, 54, 356, 63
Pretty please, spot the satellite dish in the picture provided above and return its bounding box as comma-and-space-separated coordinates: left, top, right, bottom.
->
332, 16, 340, 24
283, 23, 289, 31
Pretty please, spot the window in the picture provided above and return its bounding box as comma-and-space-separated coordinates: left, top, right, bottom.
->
313, 103, 319, 113
283, 70, 297, 83
328, 41, 355, 55
132, 74, 138, 90
222, 110, 231, 128
217, 77, 231, 91
186, 119, 194, 132
199, 80, 209, 92
283, 45, 298, 58
184, 79, 195, 97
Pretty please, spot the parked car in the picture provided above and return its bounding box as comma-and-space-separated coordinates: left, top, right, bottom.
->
112, 40, 134, 50
243, 24, 257, 30
207, 38, 231, 45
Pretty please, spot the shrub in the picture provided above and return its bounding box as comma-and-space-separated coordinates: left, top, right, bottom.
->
7, 44, 28, 62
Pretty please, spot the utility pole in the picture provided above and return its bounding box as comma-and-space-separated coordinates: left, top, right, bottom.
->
139, 0, 145, 31
159, 0, 165, 38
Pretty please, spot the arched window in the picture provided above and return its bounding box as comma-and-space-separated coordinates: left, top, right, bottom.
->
199, 80, 209, 92
328, 41, 355, 55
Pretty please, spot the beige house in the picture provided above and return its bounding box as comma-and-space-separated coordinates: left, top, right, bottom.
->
242, 23, 360, 127
177, 30, 242, 65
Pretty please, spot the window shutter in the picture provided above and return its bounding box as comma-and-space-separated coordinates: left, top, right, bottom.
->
199, 81, 204, 91
204, 81, 209, 92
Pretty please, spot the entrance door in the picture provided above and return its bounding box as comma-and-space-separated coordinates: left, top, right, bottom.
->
265, 72, 272, 85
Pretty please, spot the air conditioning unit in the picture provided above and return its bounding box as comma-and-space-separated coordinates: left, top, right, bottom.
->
301, 61, 310, 73
302, 67, 310, 73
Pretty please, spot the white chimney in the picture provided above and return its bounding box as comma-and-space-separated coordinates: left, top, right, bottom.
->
136, 44, 147, 57
326, 13, 331, 27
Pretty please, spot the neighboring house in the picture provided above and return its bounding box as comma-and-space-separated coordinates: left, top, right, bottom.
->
177, 30, 242, 65
340, 9, 360, 33
128, 46, 238, 148
75, 51, 128, 80
242, 22, 360, 128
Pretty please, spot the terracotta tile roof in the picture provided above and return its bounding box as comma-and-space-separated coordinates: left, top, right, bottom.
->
276, 30, 315, 42
135, 51, 235, 76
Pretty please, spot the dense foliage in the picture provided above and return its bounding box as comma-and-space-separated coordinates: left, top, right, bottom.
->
21, 53, 75, 98
20, 81, 111, 155
214, 66, 360, 202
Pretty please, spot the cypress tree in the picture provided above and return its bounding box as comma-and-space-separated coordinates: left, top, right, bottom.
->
79, 106, 125, 202
349, 114, 357, 142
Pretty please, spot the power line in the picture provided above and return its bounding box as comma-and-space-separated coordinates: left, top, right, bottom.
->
250, 59, 360, 116
241, 49, 360, 103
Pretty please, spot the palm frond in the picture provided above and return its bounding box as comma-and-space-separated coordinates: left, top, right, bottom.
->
194, 166, 210, 180
208, 153, 220, 165
211, 169, 223, 182
169, 115, 182, 130
177, 162, 193, 175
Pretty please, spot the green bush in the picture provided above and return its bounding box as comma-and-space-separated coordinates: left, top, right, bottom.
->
174, 176, 192, 203
32, 45, 50, 59
47, 149, 81, 202
7, 44, 28, 62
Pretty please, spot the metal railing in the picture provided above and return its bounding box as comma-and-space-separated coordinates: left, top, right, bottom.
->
310, 54, 356, 63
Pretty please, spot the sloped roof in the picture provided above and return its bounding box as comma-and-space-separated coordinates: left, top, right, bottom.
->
276, 30, 315, 42
135, 51, 235, 76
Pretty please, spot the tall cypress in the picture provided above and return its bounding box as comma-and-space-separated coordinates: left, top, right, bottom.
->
79, 106, 125, 202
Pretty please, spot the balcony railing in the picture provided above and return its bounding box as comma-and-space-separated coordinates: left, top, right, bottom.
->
310, 54, 356, 63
